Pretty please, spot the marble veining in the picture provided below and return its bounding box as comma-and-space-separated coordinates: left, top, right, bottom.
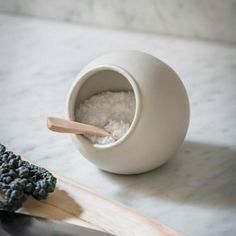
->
0, 0, 236, 43
0, 14, 236, 236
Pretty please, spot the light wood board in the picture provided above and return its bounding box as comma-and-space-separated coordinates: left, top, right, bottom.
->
18, 160, 183, 236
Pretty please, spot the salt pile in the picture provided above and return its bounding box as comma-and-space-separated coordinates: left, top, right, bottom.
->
76, 91, 135, 145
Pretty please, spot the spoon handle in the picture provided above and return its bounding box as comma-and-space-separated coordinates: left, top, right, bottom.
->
47, 117, 111, 137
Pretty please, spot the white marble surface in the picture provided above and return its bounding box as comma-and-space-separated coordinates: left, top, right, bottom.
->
0, 0, 236, 43
0, 14, 236, 235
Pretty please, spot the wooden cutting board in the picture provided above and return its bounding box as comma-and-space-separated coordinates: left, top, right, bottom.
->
18, 160, 183, 236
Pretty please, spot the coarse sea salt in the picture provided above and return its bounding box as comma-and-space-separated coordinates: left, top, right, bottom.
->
76, 91, 135, 145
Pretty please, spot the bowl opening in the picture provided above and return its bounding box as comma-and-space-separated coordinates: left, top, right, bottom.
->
67, 65, 140, 149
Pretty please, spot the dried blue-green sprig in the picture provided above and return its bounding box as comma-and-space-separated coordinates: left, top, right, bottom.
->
0, 144, 56, 211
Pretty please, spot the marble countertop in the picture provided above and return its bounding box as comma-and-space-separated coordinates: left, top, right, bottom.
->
1, 0, 236, 43
0, 14, 236, 236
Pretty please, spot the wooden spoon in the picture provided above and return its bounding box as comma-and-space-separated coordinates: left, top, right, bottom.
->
47, 117, 113, 138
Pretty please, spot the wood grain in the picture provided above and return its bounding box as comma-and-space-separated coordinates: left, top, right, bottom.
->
19, 159, 183, 236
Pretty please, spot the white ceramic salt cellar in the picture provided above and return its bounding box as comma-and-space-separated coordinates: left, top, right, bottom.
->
66, 51, 190, 174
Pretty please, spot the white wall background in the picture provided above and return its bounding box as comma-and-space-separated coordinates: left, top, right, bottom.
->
0, 0, 236, 43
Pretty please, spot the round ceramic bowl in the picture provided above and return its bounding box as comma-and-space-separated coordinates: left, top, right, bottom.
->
66, 51, 190, 174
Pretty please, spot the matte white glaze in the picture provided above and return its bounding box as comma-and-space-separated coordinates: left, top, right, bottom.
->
66, 51, 190, 174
